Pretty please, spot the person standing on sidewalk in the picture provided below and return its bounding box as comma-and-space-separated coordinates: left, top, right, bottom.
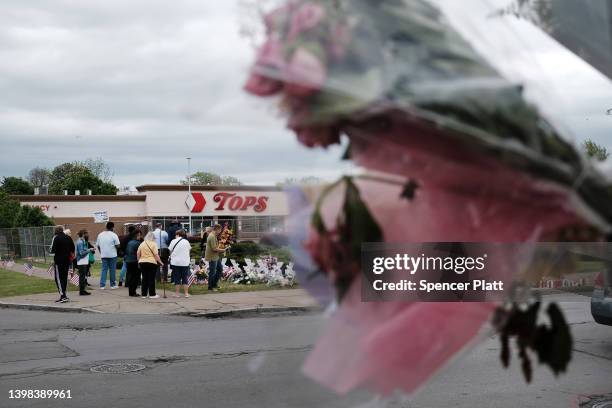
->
118, 225, 137, 287
75, 230, 94, 296
86, 240, 95, 287
96, 222, 120, 290
124, 230, 142, 297
205, 224, 226, 292
200, 226, 212, 259
137, 232, 164, 299
49, 226, 74, 303
153, 223, 169, 283
169, 229, 192, 298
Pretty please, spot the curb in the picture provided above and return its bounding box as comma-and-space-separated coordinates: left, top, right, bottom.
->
0, 302, 320, 317
0, 301, 105, 314
172, 306, 321, 319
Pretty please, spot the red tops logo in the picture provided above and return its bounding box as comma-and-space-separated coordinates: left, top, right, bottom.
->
213, 193, 268, 213
186, 192, 268, 213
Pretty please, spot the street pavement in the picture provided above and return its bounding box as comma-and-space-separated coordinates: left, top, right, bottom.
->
0, 294, 611, 408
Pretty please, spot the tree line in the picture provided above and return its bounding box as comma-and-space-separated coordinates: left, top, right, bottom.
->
0, 158, 116, 228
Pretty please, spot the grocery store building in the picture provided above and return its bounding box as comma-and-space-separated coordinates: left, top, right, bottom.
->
13, 185, 289, 241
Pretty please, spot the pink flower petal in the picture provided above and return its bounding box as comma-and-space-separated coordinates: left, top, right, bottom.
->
285, 48, 327, 96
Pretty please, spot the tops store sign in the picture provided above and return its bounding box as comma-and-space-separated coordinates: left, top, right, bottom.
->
185, 192, 269, 214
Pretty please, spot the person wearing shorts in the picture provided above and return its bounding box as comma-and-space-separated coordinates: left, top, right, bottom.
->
168, 229, 192, 298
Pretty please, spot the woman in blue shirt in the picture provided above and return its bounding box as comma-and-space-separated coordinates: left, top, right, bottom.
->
75, 230, 94, 296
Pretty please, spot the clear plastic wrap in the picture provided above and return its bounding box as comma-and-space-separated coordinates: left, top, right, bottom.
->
244, 0, 612, 397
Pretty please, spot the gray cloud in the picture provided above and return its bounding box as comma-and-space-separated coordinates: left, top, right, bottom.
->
0, 0, 610, 187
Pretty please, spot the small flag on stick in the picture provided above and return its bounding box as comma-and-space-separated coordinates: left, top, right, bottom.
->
187, 273, 196, 288
69, 272, 80, 286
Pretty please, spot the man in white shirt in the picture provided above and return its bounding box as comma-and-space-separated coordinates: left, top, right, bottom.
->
96, 221, 120, 289
153, 223, 170, 283
168, 229, 192, 298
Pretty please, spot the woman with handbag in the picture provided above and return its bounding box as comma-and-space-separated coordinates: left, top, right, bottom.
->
137, 232, 164, 299
169, 229, 192, 298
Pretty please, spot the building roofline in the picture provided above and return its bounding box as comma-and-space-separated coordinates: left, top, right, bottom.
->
135, 184, 282, 192
12, 195, 146, 202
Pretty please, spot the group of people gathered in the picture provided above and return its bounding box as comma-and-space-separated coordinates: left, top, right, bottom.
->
49, 221, 228, 303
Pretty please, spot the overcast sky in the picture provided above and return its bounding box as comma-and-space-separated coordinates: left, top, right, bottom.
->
0, 0, 610, 187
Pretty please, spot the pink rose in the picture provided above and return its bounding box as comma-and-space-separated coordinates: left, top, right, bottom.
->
244, 37, 286, 96
254, 36, 285, 71
287, 2, 326, 41
244, 73, 283, 96
284, 47, 327, 96
294, 126, 340, 148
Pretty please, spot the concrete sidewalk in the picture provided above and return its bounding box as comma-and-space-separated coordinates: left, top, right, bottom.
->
0, 287, 318, 316
1, 262, 319, 317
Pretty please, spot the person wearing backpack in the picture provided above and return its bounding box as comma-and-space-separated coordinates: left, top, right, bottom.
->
169, 229, 192, 298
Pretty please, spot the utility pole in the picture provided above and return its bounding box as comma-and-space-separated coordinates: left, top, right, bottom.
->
187, 157, 192, 235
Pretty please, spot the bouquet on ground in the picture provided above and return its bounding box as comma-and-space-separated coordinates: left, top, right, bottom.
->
193, 263, 208, 285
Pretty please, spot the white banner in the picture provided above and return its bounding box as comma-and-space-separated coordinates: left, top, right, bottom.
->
93, 211, 109, 223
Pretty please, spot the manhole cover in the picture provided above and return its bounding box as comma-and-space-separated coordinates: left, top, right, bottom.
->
91, 363, 146, 373
583, 397, 612, 408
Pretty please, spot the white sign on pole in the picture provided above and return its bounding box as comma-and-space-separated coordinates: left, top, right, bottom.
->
93, 211, 109, 223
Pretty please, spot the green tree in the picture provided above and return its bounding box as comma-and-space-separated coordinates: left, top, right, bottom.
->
1, 177, 34, 195
27, 167, 51, 190
583, 140, 610, 161
13, 205, 54, 227
0, 192, 22, 228
49, 162, 118, 195
182, 171, 242, 186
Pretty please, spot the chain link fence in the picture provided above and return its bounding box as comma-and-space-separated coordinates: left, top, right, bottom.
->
0, 215, 287, 262
0, 226, 56, 262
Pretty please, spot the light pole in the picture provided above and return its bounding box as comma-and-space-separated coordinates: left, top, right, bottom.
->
186, 157, 192, 235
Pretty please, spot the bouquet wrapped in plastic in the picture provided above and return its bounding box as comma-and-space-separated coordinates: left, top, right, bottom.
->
245, 0, 612, 396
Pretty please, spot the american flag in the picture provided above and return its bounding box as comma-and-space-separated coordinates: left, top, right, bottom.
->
69, 272, 80, 286
24, 262, 34, 276
187, 273, 196, 288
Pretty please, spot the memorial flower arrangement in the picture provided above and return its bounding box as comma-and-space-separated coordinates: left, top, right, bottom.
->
194, 263, 208, 285
245, 0, 612, 396
217, 223, 237, 250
